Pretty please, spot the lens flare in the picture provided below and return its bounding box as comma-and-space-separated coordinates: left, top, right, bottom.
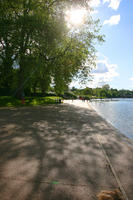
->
66, 8, 87, 26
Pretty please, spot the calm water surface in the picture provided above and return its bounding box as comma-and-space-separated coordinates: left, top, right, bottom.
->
90, 98, 133, 140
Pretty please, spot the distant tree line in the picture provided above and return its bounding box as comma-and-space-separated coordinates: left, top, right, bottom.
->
71, 84, 133, 99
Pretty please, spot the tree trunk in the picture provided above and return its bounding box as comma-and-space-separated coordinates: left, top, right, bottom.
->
15, 57, 25, 99
33, 82, 37, 96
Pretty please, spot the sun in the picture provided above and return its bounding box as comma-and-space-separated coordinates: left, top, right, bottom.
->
66, 8, 87, 27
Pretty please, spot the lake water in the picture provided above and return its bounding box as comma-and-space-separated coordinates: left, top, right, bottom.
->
90, 98, 133, 140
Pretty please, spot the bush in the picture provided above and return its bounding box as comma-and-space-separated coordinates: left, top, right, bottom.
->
63, 92, 77, 99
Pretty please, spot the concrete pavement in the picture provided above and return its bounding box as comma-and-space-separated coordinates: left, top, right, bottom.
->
0, 102, 133, 199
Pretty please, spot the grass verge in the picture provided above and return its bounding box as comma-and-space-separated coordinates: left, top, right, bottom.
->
0, 96, 62, 107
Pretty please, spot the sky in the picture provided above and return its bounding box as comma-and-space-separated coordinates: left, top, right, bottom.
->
71, 0, 133, 90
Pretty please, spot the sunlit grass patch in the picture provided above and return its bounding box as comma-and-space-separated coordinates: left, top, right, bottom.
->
0, 96, 62, 107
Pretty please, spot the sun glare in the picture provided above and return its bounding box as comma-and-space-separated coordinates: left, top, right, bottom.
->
66, 8, 87, 27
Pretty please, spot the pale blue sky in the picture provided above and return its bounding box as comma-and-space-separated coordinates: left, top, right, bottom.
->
92, 0, 133, 89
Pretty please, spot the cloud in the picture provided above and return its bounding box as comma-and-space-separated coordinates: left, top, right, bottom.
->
92, 63, 109, 73
103, 15, 120, 26
130, 77, 133, 81
90, 10, 99, 15
90, 57, 119, 87
70, 54, 119, 89
90, 0, 101, 7
103, 0, 122, 10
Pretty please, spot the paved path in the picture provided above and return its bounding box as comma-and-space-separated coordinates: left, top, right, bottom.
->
0, 102, 133, 200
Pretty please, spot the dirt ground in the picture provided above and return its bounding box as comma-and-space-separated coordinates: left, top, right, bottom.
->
0, 102, 133, 200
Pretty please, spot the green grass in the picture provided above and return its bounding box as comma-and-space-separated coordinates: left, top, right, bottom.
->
0, 96, 62, 107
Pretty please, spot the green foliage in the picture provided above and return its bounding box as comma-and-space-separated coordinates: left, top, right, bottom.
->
63, 91, 77, 99
0, 0, 104, 97
72, 85, 133, 99
0, 96, 62, 107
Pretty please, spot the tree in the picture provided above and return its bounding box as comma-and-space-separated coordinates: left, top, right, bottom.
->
82, 87, 93, 95
0, 0, 18, 93
0, 0, 104, 97
102, 84, 110, 90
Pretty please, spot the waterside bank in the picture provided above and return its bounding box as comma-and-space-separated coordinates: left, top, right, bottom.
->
64, 100, 133, 200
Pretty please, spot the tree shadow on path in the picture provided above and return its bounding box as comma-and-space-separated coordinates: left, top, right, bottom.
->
0, 104, 132, 200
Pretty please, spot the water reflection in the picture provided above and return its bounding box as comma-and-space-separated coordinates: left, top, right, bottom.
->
90, 98, 133, 140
